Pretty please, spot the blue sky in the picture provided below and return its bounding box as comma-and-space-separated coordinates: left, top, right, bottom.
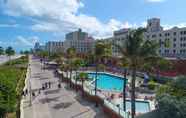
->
0, 0, 186, 52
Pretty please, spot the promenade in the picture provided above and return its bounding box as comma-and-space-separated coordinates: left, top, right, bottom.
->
0, 55, 22, 64
21, 56, 107, 118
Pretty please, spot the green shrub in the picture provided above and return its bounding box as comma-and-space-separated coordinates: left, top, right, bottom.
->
148, 80, 157, 90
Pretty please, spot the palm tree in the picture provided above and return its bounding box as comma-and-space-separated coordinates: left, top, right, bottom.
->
72, 58, 82, 91
66, 47, 76, 88
0, 46, 4, 55
114, 28, 159, 118
94, 41, 112, 106
116, 58, 129, 112
77, 72, 88, 97
5, 46, 15, 64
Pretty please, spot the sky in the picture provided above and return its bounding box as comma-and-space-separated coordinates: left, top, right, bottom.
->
0, 0, 186, 52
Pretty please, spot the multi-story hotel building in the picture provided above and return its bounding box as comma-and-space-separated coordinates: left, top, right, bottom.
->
108, 18, 186, 58
45, 41, 64, 54
145, 18, 186, 58
64, 29, 95, 54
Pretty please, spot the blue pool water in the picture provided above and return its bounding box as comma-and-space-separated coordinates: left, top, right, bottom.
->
88, 73, 126, 91
121, 101, 150, 113
88, 72, 150, 113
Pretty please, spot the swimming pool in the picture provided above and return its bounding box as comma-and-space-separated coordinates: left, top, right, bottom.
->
120, 100, 150, 113
88, 72, 127, 91
88, 72, 150, 113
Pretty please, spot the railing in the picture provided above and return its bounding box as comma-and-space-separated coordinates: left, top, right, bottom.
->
59, 70, 130, 118
83, 81, 130, 118
104, 100, 130, 118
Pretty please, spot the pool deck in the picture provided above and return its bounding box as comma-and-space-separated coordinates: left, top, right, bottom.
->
77, 71, 156, 111
61, 70, 156, 116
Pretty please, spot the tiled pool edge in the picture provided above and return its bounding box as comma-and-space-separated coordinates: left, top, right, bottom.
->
58, 70, 155, 118
85, 71, 156, 111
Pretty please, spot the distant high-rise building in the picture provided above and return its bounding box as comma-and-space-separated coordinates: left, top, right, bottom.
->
64, 29, 95, 54
45, 41, 64, 54
34, 42, 45, 52
147, 18, 163, 32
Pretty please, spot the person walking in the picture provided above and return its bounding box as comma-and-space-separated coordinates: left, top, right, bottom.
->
48, 82, 51, 88
38, 89, 41, 94
32, 92, 35, 97
25, 89, 28, 95
45, 82, 48, 89
42, 84, 45, 90
58, 83, 61, 88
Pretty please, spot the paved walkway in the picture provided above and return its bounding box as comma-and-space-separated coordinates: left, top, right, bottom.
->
0, 55, 22, 65
21, 56, 107, 118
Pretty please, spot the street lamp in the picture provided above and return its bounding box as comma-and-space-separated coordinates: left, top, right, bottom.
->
29, 64, 32, 106
123, 68, 127, 112
117, 104, 120, 116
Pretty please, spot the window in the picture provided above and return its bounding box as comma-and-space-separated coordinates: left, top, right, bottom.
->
152, 34, 156, 38
159, 34, 162, 37
180, 31, 183, 35
173, 44, 176, 47
173, 32, 177, 36
159, 50, 161, 53
174, 38, 176, 41
184, 31, 186, 34
180, 37, 183, 41
165, 33, 170, 36
165, 50, 169, 53
173, 50, 176, 54
184, 37, 186, 41
180, 44, 182, 47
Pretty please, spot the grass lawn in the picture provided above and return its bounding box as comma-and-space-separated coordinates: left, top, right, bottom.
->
0, 56, 28, 118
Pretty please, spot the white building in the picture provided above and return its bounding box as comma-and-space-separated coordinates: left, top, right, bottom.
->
64, 29, 95, 54
145, 18, 186, 58
34, 42, 45, 52
45, 41, 64, 54
107, 18, 186, 58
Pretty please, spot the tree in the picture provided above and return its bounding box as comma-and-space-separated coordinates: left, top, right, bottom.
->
77, 72, 88, 97
5, 46, 15, 63
0, 47, 4, 55
116, 58, 129, 112
156, 76, 186, 118
94, 41, 112, 106
72, 58, 82, 91
114, 28, 159, 118
66, 47, 76, 88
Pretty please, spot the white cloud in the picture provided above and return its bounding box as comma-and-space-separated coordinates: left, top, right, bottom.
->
0, 23, 19, 28
2, 0, 133, 38
163, 23, 186, 30
145, 0, 166, 3
16, 36, 39, 46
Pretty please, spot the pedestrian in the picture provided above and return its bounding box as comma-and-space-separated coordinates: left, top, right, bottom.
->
58, 83, 61, 88
32, 92, 35, 97
48, 82, 51, 88
45, 82, 48, 89
38, 89, 41, 94
22, 91, 25, 96
42, 84, 45, 90
25, 89, 28, 95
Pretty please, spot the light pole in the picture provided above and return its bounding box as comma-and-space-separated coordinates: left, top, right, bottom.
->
123, 68, 127, 112
29, 63, 32, 106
